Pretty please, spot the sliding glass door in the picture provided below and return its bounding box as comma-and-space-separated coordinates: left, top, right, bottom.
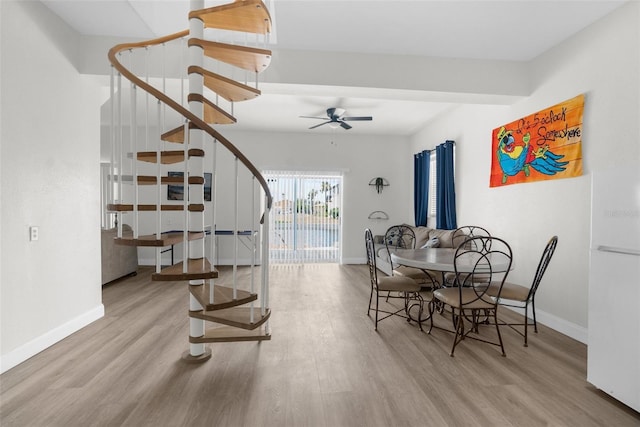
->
264, 171, 342, 264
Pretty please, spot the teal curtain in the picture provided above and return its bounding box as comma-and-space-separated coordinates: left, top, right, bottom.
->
436, 140, 457, 230
413, 150, 430, 226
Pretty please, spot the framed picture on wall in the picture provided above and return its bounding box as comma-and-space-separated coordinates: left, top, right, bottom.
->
167, 172, 212, 201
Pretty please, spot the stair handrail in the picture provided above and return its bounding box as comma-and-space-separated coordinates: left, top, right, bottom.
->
107, 30, 273, 211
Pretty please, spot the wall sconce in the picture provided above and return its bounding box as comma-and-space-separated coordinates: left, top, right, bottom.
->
368, 177, 389, 193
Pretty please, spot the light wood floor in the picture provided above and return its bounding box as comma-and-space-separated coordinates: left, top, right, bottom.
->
1, 264, 639, 427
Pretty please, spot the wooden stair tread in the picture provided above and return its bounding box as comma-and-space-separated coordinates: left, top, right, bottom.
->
161, 100, 235, 144
195, 94, 236, 125
136, 149, 204, 164
114, 231, 205, 247
190, 0, 271, 35
160, 124, 197, 144
190, 283, 257, 311
107, 204, 204, 212
189, 66, 260, 102
189, 39, 271, 73
152, 258, 218, 281
190, 307, 270, 330
190, 325, 271, 343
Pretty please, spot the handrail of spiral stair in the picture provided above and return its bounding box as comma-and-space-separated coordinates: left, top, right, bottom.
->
107, 30, 273, 211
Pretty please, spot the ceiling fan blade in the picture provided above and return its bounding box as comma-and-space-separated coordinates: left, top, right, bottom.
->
309, 121, 331, 129
342, 116, 373, 121
300, 115, 328, 120
340, 121, 352, 130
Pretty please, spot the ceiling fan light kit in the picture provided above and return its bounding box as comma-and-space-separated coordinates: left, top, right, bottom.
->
300, 107, 372, 130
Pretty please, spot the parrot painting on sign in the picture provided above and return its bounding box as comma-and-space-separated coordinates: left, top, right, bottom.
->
495, 126, 569, 184
490, 94, 584, 187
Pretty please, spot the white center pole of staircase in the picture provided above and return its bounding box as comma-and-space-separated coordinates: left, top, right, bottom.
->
187, 0, 207, 361
182, 120, 189, 273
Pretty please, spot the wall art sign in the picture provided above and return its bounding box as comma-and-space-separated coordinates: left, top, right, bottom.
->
490, 94, 584, 187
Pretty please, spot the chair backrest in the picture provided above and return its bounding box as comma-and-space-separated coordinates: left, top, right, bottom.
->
453, 236, 513, 306
527, 236, 558, 300
364, 228, 378, 288
384, 225, 416, 270
385, 225, 416, 249
452, 225, 491, 250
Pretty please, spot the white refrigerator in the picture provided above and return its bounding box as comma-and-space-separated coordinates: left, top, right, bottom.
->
587, 167, 640, 412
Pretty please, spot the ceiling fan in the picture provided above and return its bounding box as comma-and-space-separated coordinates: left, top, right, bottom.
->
300, 107, 373, 130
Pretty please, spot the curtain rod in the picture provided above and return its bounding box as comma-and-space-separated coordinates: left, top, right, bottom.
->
414, 140, 456, 156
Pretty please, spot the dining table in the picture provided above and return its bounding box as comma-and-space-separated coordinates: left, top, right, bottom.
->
391, 246, 513, 328
390, 247, 512, 275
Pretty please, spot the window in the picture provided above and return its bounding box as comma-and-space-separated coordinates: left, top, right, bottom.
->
429, 153, 437, 217
429, 144, 456, 218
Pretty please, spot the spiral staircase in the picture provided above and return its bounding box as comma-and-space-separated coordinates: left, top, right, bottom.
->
106, 0, 274, 363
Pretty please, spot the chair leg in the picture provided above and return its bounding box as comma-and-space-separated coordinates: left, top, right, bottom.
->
416, 294, 424, 332
472, 310, 480, 334
531, 299, 538, 333
428, 300, 436, 334
450, 308, 464, 357
494, 309, 506, 357
412, 294, 424, 332
523, 303, 529, 347
403, 292, 424, 332
375, 293, 379, 331
367, 287, 374, 316
451, 309, 459, 330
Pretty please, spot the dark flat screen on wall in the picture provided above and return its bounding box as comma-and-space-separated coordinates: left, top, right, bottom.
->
167, 172, 212, 201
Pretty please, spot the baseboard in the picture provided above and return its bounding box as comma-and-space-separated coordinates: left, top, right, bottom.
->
214, 257, 261, 266
0, 304, 105, 374
502, 306, 587, 344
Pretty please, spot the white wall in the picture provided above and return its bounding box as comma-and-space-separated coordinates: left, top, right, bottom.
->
410, 2, 640, 343
0, 1, 104, 372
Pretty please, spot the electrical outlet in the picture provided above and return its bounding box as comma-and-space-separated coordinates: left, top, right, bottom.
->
30, 226, 39, 241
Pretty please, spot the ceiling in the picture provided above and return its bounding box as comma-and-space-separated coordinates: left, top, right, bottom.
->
42, 0, 626, 136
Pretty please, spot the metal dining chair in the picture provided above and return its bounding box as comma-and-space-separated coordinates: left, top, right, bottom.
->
443, 225, 492, 287
365, 228, 424, 331
428, 236, 513, 356
451, 225, 491, 249
384, 225, 440, 289
485, 236, 558, 346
